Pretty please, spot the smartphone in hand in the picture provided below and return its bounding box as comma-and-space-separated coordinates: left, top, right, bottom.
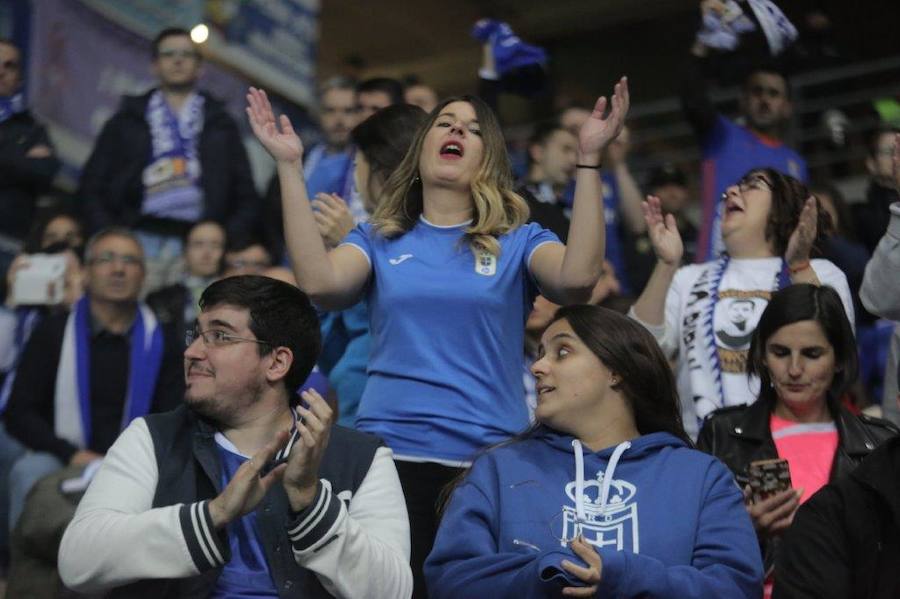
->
748, 458, 792, 503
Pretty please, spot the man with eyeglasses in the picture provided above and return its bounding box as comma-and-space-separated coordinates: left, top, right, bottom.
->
0, 38, 61, 302
3, 227, 184, 539
57, 275, 412, 598
79, 27, 260, 294
682, 2, 808, 263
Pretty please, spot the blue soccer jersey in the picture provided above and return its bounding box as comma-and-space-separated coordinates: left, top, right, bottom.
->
697, 115, 807, 261
342, 217, 560, 463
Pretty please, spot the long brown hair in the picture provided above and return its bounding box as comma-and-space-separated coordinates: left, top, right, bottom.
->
370, 95, 529, 257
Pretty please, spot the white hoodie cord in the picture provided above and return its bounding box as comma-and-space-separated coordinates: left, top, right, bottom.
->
572, 439, 632, 522
600, 441, 631, 514
572, 439, 587, 522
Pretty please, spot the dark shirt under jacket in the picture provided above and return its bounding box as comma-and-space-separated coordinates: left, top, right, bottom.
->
3, 310, 184, 462
0, 110, 60, 241
516, 183, 570, 243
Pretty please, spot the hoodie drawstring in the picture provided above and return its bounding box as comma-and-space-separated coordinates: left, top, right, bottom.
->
600, 441, 631, 514
572, 439, 632, 522
572, 439, 587, 523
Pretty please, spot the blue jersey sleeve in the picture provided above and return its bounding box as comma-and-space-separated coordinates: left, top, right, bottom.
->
522, 223, 562, 273
340, 223, 374, 266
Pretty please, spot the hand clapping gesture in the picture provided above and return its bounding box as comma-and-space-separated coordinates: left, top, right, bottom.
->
282, 389, 335, 512
784, 197, 818, 268
208, 430, 291, 528
643, 195, 684, 267
246, 87, 304, 166
312, 193, 355, 249
577, 77, 630, 163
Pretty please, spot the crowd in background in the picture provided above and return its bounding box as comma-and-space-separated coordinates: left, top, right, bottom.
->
1, 2, 900, 597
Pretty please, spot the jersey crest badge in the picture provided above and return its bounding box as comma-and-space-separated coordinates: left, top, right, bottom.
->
475, 250, 497, 276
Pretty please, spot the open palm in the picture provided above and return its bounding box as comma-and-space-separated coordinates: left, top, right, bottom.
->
246, 87, 304, 164
643, 195, 683, 266
578, 76, 630, 157
785, 197, 817, 266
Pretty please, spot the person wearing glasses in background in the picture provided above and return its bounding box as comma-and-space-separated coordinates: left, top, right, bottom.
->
58, 275, 412, 599
630, 169, 854, 439
78, 27, 260, 294
3, 227, 184, 538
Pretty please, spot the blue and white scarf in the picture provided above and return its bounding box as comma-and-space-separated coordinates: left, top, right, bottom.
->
0, 91, 25, 125
53, 297, 164, 448
696, 0, 797, 56
142, 90, 205, 221
683, 257, 791, 424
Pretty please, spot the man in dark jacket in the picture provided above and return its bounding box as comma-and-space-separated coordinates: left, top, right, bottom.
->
78, 28, 259, 292
0, 39, 61, 299
774, 433, 900, 598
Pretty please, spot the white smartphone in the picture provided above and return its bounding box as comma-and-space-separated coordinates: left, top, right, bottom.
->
12, 253, 68, 305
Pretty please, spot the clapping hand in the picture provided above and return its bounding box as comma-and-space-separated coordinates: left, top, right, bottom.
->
577, 77, 630, 163
312, 193, 355, 249
784, 197, 818, 268
643, 195, 684, 266
208, 430, 290, 528
246, 87, 304, 165
282, 389, 335, 512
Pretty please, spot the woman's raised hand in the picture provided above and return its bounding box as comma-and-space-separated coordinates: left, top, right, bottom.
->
643, 195, 683, 266
246, 87, 304, 165
784, 197, 818, 268
577, 76, 630, 162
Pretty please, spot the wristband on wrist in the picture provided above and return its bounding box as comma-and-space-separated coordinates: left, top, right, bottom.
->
575, 163, 601, 170
788, 260, 811, 274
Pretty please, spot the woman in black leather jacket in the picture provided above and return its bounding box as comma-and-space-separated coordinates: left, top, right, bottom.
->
697, 284, 898, 593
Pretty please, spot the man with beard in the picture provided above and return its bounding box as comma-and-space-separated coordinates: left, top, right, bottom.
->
58, 275, 411, 599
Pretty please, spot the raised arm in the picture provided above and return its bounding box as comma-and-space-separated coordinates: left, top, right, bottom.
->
530, 77, 630, 305
631, 195, 684, 327
246, 88, 370, 310
860, 133, 900, 320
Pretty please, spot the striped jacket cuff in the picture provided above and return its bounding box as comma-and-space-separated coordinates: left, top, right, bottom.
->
286, 480, 341, 552
179, 500, 229, 571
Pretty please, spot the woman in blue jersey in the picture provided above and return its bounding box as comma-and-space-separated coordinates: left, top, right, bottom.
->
425, 305, 763, 598
630, 168, 855, 439
247, 79, 628, 597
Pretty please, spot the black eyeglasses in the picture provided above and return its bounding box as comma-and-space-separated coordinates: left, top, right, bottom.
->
737, 174, 772, 194
185, 328, 271, 349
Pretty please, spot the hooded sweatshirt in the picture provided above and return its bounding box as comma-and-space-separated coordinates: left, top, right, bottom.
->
425, 430, 763, 599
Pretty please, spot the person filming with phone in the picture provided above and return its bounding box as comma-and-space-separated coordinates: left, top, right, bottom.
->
697, 284, 898, 597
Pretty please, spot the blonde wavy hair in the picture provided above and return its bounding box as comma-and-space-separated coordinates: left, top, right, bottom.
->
370, 95, 529, 257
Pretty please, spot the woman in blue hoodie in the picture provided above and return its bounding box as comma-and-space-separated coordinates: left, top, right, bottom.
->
425, 305, 764, 598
